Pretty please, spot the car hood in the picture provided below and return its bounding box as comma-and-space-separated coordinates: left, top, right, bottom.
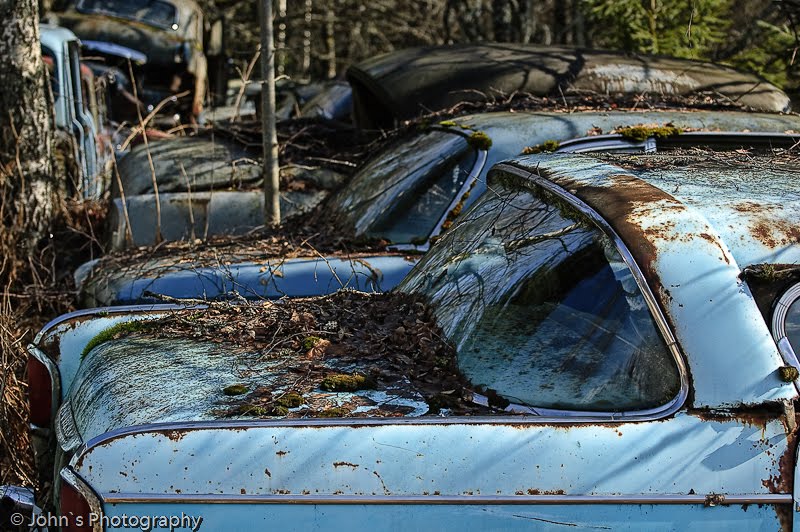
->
78, 253, 419, 306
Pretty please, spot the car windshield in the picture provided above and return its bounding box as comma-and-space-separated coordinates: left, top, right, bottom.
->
400, 177, 680, 412
328, 130, 478, 245
77, 0, 177, 29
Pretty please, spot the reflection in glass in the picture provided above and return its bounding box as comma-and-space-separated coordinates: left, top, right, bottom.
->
328, 130, 476, 244
401, 181, 679, 411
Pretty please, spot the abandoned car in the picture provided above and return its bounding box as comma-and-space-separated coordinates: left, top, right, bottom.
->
49, 0, 227, 120
16, 143, 800, 529
346, 43, 792, 129
77, 110, 800, 307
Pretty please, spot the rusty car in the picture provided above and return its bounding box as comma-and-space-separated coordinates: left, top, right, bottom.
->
49, 0, 227, 121
10, 137, 800, 530
75, 109, 800, 308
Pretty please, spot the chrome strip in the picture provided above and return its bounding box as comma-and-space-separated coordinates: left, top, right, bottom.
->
100, 493, 793, 505
555, 132, 800, 155
772, 283, 800, 344
772, 283, 800, 387
27, 345, 62, 426
488, 163, 690, 419
61, 468, 104, 532
34, 303, 201, 344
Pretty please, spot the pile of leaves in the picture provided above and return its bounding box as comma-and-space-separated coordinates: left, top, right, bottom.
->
108, 290, 496, 417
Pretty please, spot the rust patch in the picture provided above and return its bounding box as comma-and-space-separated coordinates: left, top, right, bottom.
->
525, 488, 566, 495
543, 171, 686, 301
275, 450, 289, 456
333, 461, 359, 468
688, 404, 782, 429
157, 429, 186, 442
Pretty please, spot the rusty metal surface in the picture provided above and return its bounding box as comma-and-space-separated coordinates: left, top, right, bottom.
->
501, 153, 799, 409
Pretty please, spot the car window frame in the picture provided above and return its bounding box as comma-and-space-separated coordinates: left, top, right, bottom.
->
771, 283, 800, 377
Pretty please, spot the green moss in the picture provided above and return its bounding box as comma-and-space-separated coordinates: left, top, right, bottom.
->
522, 140, 560, 154
275, 392, 304, 408
81, 321, 149, 358
270, 405, 289, 416
223, 384, 249, 396
467, 131, 492, 150
317, 407, 350, 418
320, 373, 373, 392
438, 120, 457, 127
302, 336, 323, 350
236, 404, 270, 416
616, 125, 682, 142
779, 366, 799, 382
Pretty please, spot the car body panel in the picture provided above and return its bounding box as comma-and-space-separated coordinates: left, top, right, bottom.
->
71, 414, 792, 530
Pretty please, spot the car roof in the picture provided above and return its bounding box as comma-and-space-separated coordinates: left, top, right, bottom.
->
495, 150, 800, 409
347, 44, 792, 129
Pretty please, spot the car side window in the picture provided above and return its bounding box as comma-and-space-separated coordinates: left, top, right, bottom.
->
366, 147, 477, 244
331, 130, 477, 244
401, 179, 680, 412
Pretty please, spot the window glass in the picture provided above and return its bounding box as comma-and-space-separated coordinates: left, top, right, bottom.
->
400, 180, 680, 411
77, 0, 177, 29
329, 130, 476, 244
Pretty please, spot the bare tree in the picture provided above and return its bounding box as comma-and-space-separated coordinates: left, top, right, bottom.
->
0, 0, 55, 254
259, 0, 280, 225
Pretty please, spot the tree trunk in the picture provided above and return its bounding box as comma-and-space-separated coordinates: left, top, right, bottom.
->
0, 0, 55, 253
259, 0, 280, 225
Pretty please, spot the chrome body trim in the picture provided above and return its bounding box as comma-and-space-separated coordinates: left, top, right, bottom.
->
100, 493, 793, 505
60, 468, 104, 532
33, 303, 202, 344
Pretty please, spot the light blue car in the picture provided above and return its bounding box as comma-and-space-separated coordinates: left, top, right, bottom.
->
16, 135, 800, 530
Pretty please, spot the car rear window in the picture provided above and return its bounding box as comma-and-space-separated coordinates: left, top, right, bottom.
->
400, 179, 681, 412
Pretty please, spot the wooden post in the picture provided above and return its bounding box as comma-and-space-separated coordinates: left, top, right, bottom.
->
258, 0, 281, 225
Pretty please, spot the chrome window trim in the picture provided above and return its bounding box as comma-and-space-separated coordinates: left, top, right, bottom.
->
772, 283, 800, 376
60, 467, 104, 532
555, 131, 800, 154
387, 148, 488, 253
100, 492, 792, 505
27, 345, 61, 428
34, 303, 201, 344
555, 135, 652, 154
